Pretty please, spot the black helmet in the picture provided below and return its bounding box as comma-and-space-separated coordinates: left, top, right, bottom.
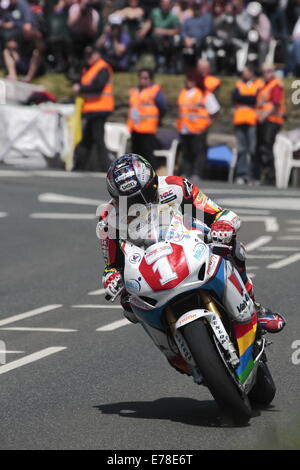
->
106, 154, 158, 207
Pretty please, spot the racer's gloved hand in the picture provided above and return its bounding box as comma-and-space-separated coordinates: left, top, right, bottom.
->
210, 220, 236, 245
103, 268, 124, 300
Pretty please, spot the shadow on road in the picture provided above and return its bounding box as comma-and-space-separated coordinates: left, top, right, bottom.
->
94, 397, 253, 428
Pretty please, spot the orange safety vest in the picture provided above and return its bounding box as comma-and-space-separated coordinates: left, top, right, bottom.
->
256, 77, 285, 125
80, 58, 114, 114
233, 78, 264, 126
204, 75, 221, 93
176, 87, 211, 134
127, 84, 161, 134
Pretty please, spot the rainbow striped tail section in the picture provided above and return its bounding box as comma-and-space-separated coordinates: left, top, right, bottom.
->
232, 314, 258, 384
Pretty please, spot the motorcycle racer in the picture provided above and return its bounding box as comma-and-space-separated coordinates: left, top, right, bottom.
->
98, 153, 285, 334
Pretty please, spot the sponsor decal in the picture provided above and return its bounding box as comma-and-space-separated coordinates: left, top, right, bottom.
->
237, 293, 250, 314
125, 279, 141, 292
145, 243, 173, 265
193, 243, 205, 260
129, 253, 141, 264
138, 167, 151, 183
178, 313, 197, 327
207, 254, 220, 277
173, 231, 184, 242
160, 189, 177, 205
120, 180, 137, 192
115, 171, 135, 183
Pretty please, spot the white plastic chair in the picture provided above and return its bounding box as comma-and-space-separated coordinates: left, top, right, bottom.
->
104, 122, 130, 157
273, 134, 298, 189
153, 139, 179, 175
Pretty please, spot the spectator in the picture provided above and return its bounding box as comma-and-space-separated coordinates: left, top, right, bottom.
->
127, 68, 167, 168
212, 0, 244, 73
72, 46, 114, 171
45, 0, 70, 73
292, 15, 300, 76
172, 0, 193, 24
176, 74, 220, 183
1, 0, 45, 81
195, 58, 221, 93
232, 64, 263, 184
68, 0, 100, 74
246, 1, 272, 67
232, 0, 252, 39
139, 0, 160, 17
255, 62, 285, 185
96, 14, 131, 71
150, 0, 180, 72
113, 0, 145, 40
0, 0, 33, 43
181, 0, 213, 68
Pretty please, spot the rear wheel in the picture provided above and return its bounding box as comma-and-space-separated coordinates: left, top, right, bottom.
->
182, 319, 252, 425
248, 361, 276, 407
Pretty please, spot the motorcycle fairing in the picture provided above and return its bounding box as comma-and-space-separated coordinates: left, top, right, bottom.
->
232, 315, 258, 383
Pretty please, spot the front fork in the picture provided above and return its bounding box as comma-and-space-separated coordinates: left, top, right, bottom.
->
165, 291, 240, 383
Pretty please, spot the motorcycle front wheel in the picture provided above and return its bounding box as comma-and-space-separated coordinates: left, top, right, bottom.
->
182, 319, 252, 425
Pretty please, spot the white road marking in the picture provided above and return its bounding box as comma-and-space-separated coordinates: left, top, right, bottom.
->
278, 236, 300, 241
0, 170, 32, 177
210, 188, 300, 196
33, 171, 87, 178
0, 305, 62, 327
96, 319, 131, 331
219, 197, 300, 211
0, 347, 66, 375
259, 246, 300, 251
38, 193, 103, 206
0, 350, 24, 354
88, 288, 105, 296
0, 327, 77, 332
0, 212, 7, 218
241, 216, 279, 232
247, 254, 284, 259
229, 209, 271, 215
72, 304, 123, 309
267, 253, 300, 269
30, 213, 96, 220
245, 236, 272, 252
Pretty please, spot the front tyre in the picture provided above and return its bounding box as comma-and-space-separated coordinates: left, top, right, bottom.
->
182, 319, 252, 425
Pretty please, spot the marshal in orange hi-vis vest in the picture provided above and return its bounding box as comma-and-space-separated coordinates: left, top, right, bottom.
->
176, 87, 211, 134
80, 58, 114, 114
127, 84, 161, 134
256, 77, 285, 126
204, 75, 221, 93
233, 78, 263, 126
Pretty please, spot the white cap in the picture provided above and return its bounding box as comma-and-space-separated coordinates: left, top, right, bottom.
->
247, 1, 262, 17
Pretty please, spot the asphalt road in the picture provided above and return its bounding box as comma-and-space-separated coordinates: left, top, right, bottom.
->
0, 169, 300, 450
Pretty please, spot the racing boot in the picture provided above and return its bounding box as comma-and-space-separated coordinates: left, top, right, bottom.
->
254, 302, 286, 334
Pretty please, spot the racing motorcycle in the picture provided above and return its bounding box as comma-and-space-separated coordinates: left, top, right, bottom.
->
108, 210, 276, 424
